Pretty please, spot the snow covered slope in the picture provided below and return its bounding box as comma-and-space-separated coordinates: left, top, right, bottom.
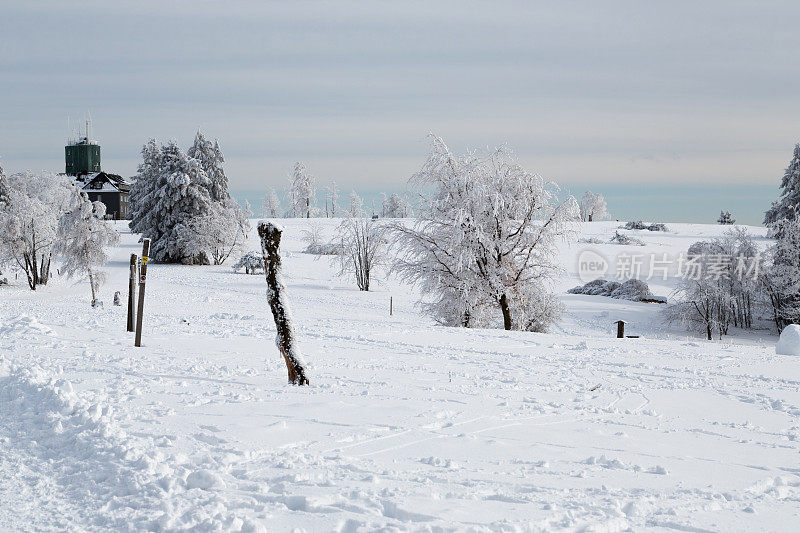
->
1, 220, 798, 531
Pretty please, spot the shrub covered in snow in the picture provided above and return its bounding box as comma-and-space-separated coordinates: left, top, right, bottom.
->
624, 221, 669, 232
232, 251, 265, 275
579, 191, 609, 222
568, 278, 654, 302
610, 231, 645, 246
335, 217, 389, 291
578, 236, 605, 245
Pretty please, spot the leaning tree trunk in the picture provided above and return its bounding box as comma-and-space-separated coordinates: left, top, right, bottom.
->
258, 221, 310, 385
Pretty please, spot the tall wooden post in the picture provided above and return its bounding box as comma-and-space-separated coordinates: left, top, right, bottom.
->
258, 222, 310, 385
390, 296, 393, 316
135, 240, 150, 347
127, 254, 137, 332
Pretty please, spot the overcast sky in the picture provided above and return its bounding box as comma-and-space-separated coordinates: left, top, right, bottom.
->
2, 1, 799, 200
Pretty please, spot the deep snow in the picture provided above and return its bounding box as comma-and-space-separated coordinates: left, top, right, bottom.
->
1, 220, 798, 532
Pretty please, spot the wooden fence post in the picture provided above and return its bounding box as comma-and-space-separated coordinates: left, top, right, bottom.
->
390, 296, 393, 316
615, 320, 626, 338
135, 240, 150, 347
127, 254, 137, 332
258, 222, 310, 385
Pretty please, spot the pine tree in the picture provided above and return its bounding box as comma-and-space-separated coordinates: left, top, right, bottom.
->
764, 143, 800, 228
717, 211, 735, 225
188, 131, 229, 202
144, 141, 213, 263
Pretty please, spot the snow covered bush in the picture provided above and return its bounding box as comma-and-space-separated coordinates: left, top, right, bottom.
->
301, 221, 340, 255
287, 162, 316, 218
382, 193, 413, 218
764, 143, 800, 232
610, 231, 645, 246
579, 191, 609, 222
568, 279, 654, 301
54, 190, 120, 302
232, 251, 265, 275
393, 135, 579, 331
717, 211, 735, 225
0, 170, 76, 289
261, 188, 282, 218
578, 236, 605, 244
129, 134, 249, 264
335, 216, 389, 291
624, 221, 669, 232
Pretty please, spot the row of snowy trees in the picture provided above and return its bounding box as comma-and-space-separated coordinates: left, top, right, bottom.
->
261, 163, 413, 219
129, 132, 250, 264
668, 143, 800, 337
0, 165, 119, 297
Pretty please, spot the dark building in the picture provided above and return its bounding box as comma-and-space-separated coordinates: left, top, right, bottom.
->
64, 133, 131, 220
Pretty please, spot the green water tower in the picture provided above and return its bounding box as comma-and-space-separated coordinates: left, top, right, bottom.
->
65, 139, 101, 175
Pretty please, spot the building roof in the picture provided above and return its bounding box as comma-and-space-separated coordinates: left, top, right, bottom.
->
77, 171, 130, 193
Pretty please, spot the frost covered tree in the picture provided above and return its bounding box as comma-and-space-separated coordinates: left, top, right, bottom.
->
764, 143, 800, 230
579, 191, 608, 222
348, 190, 363, 217
324, 181, 340, 217
129, 140, 213, 263
667, 230, 763, 339
262, 188, 281, 218
335, 217, 389, 291
0, 171, 75, 289
763, 218, 800, 330
129, 136, 248, 264
0, 163, 7, 204
188, 131, 229, 202
717, 211, 735, 225
233, 251, 265, 275
287, 162, 316, 218
382, 193, 413, 218
54, 190, 120, 304
177, 198, 251, 265
393, 136, 579, 331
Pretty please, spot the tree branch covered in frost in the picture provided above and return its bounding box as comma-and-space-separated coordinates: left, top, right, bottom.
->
579, 191, 609, 222
0, 171, 76, 289
393, 135, 579, 331
54, 190, 120, 301
335, 216, 389, 291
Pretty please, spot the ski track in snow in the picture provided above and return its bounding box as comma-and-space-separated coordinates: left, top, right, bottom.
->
1, 220, 799, 531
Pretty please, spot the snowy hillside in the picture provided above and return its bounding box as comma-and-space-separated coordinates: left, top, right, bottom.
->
1, 219, 798, 531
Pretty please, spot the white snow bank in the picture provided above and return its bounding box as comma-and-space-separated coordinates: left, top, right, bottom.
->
775, 325, 800, 356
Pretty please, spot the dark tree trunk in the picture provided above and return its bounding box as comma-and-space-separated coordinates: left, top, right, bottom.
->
258, 221, 310, 385
499, 293, 513, 331
706, 324, 712, 341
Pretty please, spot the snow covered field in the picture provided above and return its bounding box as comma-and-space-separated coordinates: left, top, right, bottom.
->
1, 220, 799, 532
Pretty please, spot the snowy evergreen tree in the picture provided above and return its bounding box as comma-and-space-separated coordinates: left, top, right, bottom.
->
287, 162, 316, 218
764, 143, 800, 229
188, 131, 229, 202
348, 190, 363, 217
393, 136, 579, 331
717, 211, 735, 225
579, 191, 609, 222
54, 190, 120, 303
335, 217, 389, 291
763, 218, 800, 330
128, 139, 163, 236
382, 193, 413, 218
0, 171, 76, 289
262, 188, 281, 218
130, 140, 213, 263
0, 163, 8, 204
